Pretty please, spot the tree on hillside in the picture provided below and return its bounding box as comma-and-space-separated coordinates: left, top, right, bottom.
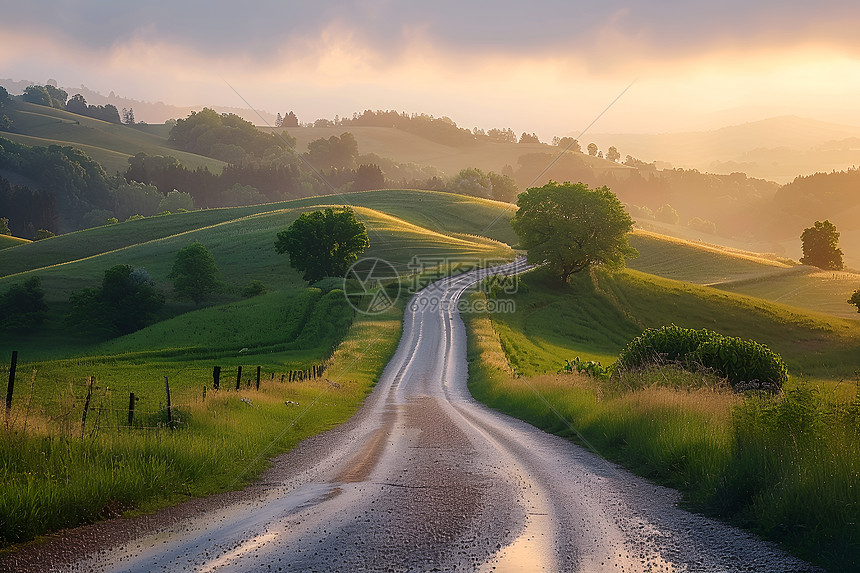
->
587, 143, 598, 156
122, 107, 136, 125
655, 204, 680, 225
66, 265, 164, 337
848, 289, 860, 313
0, 217, 10, 235
66, 93, 88, 115
169, 242, 223, 305
0, 276, 48, 333
554, 137, 581, 153
0, 86, 12, 131
274, 207, 369, 283
353, 164, 385, 191
519, 132, 540, 144
800, 220, 844, 270
283, 111, 299, 127
606, 146, 621, 162
305, 133, 359, 170
511, 181, 637, 284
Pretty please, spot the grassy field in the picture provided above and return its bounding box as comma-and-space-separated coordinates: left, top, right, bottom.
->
0, 191, 516, 548
3, 102, 225, 175
467, 265, 860, 570
629, 229, 860, 319
489, 266, 860, 385
0, 234, 29, 251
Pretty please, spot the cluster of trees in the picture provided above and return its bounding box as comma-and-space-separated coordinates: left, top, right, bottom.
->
444, 168, 519, 202
0, 277, 47, 333
306, 133, 359, 170
169, 108, 292, 163
275, 111, 299, 127
21, 85, 122, 123
0, 175, 58, 238
0, 136, 112, 235
0, 86, 12, 130
65, 93, 122, 123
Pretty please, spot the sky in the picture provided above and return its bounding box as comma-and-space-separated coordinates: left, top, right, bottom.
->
3, 1, 860, 139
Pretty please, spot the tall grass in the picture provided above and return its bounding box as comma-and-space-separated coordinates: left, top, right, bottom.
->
465, 292, 859, 570
0, 302, 403, 548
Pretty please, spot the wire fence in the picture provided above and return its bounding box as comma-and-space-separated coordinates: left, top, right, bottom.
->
1, 351, 328, 437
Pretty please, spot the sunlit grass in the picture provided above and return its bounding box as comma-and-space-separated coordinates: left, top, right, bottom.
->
466, 284, 860, 570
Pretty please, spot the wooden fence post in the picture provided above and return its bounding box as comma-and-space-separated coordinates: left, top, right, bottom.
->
256, 366, 261, 391
6, 350, 17, 411
213, 366, 221, 390
81, 376, 94, 438
164, 376, 172, 426
127, 392, 135, 426
236, 366, 242, 391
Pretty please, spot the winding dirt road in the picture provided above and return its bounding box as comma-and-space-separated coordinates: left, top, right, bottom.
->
28, 261, 817, 572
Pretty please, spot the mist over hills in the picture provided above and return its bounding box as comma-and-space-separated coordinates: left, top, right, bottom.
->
3, 76, 860, 269
589, 116, 860, 183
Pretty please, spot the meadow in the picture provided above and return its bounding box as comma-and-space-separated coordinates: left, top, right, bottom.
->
466, 266, 860, 570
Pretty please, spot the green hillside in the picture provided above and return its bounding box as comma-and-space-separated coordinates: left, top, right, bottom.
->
0, 189, 516, 283
2, 101, 224, 175
490, 266, 860, 382
0, 191, 513, 360
628, 229, 860, 319
0, 234, 29, 250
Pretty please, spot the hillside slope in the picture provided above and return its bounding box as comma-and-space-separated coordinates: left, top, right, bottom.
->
1, 101, 224, 175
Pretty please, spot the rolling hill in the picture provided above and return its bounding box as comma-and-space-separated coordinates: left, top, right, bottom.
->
1, 101, 225, 175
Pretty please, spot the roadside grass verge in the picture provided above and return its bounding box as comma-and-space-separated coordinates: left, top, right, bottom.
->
0, 301, 402, 548
466, 270, 860, 570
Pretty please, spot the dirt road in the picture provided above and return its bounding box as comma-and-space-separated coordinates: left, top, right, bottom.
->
29, 260, 816, 572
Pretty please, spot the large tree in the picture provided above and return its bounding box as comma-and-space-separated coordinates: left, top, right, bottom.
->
274, 207, 369, 283
169, 242, 222, 304
800, 220, 844, 270
511, 181, 637, 283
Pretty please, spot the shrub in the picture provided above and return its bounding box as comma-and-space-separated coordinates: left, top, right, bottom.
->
241, 280, 267, 298
617, 325, 788, 391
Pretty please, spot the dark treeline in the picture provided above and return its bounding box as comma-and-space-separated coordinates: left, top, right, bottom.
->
311, 109, 527, 148
0, 136, 109, 235
21, 85, 122, 123
0, 176, 59, 238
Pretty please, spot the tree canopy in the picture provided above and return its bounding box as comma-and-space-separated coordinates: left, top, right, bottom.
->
800, 220, 844, 270
168, 242, 222, 304
511, 181, 637, 283
66, 265, 164, 337
0, 277, 48, 333
274, 207, 369, 283
168, 108, 293, 162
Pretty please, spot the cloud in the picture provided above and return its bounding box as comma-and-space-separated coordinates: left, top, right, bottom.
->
5, 1, 860, 72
